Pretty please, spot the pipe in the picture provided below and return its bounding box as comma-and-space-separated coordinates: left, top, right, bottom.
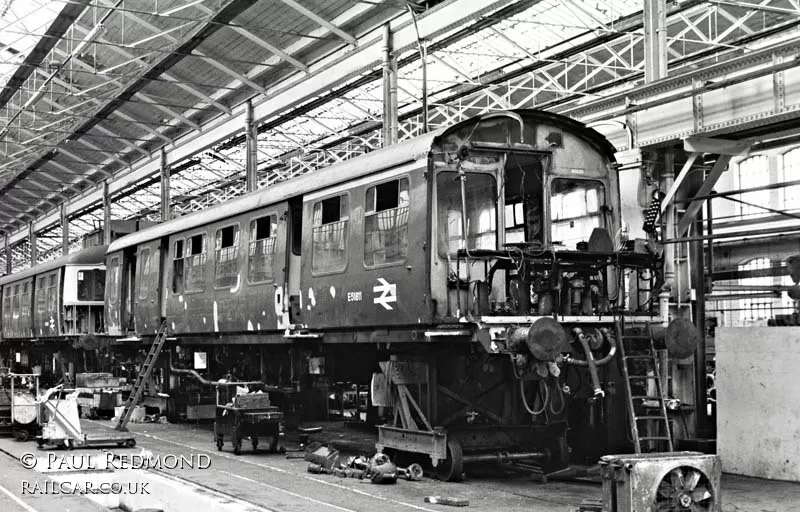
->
169, 366, 261, 387
659, 150, 676, 326
461, 451, 546, 464
563, 327, 617, 366
565, 328, 604, 399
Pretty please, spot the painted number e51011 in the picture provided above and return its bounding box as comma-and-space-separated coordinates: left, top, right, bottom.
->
347, 291, 362, 302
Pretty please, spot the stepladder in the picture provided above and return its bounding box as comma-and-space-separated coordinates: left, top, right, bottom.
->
616, 320, 674, 453
115, 321, 169, 431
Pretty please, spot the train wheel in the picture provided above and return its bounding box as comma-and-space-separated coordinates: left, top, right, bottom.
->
216, 437, 224, 451
125, 439, 136, 448
16, 430, 29, 442
233, 439, 242, 455
436, 439, 464, 482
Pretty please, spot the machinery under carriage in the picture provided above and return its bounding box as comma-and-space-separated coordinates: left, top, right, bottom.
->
375, 110, 669, 479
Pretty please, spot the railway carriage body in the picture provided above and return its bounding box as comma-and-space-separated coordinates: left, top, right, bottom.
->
104, 110, 659, 472
0, 246, 107, 375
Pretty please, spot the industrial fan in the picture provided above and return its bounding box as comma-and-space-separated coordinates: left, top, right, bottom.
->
600, 452, 721, 512
655, 465, 715, 511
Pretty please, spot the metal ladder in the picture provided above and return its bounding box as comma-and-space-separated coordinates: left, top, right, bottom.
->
61, 360, 72, 387
616, 320, 674, 453
115, 321, 169, 432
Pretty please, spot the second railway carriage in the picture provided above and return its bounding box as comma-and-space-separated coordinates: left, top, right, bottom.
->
0, 245, 107, 378
105, 110, 661, 476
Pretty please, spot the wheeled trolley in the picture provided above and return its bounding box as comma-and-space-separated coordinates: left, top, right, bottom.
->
1, 372, 41, 442
213, 384, 283, 455
36, 385, 136, 449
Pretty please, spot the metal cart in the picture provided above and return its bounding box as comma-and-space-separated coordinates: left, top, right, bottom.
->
37, 385, 136, 449
214, 383, 283, 455
0, 372, 41, 441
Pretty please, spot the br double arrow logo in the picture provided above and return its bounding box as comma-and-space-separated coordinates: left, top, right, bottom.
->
373, 277, 397, 310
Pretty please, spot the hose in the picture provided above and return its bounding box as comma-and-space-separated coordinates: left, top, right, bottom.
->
563, 328, 617, 366
520, 378, 548, 416
549, 379, 566, 416
572, 331, 604, 399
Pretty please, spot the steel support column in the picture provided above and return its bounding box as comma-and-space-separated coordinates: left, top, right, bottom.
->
246, 99, 258, 193
382, 24, 398, 147
643, 0, 668, 83
691, 208, 707, 435
29, 222, 37, 266
60, 203, 69, 255
103, 181, 111, 245
4, 234, 10, 275
160, 149, 170, 222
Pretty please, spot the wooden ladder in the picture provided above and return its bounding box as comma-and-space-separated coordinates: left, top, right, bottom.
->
616, 320, 674, 453
115, 321, 169, 432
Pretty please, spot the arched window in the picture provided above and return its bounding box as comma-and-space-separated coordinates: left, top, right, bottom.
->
736, 155, 769, 219
782, 148, 800, 210
739, 257, 773, 324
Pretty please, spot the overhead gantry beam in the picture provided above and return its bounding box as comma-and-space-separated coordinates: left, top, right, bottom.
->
5, 0, 519, 245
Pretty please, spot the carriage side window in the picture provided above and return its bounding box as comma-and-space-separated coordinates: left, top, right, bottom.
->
248, 215, 277, 284
215, 225, 240, 288
312, 194, 349, 274
108, 257, 120, 305
172, 239, 184, 294
36, 277, 46, 308
21, 282, 30, 318
2, 287, 10, 324
550, 179, 605, 250
137, 249, 152, 300
12, 284, 19, 310
93, 270, 106, 300
47, 274, 57, 313
185, 233, 207, 293
365, 178, 409, 266
437, 172, 497, 256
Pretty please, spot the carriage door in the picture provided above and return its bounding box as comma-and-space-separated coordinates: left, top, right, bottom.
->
134, 241, 161, 335
122, 247, 137, 332
287, 197, 303, 323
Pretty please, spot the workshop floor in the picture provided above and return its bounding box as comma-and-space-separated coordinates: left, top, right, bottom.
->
0, 420, 798, 512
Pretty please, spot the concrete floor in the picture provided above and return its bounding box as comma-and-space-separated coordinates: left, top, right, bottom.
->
0, 420, 797, 512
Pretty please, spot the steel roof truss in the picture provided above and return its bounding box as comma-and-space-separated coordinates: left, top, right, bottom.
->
133, 92, 201, 131
200, 3, 307, 72
111, 110, 174, 144
279, 0, 357, 46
